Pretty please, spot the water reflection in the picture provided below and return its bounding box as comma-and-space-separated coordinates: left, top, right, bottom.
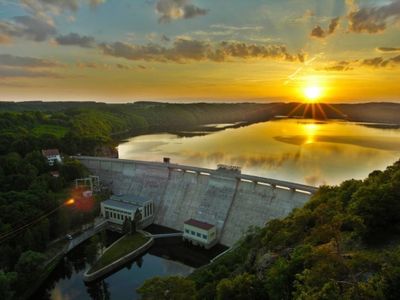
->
33, 232, 214, 300
118, 119, 400, 186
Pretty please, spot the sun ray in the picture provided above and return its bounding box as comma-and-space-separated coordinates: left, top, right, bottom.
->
302, 103, 310, 118
324, 103, 348, 119
288, 102, 305, 117
316, 103, 328, 119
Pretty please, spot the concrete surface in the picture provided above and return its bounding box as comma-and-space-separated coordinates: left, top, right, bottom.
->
75, 156, 316, 247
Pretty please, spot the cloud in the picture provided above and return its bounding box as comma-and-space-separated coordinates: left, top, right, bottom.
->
0, 53, 63, 78
210, 24, 263, 32
20, 0, 79, 17
89, 0, 106, 9
0, 33, 12, 44
310, 17, 340, 38
155, 0, 209, 23
376, 47, 400, 53
0, 15, 56, 42
0, 66, 62, 78
320, 55, 400, 71
20, 0, 106, 14
310, 25, 325, 38
76, 61, 101, 68
322, 60, 353, 71
361, 55, 400, 68
99, 38, 304, 63
348, 0, 400, 33
328, 17, 340, 34
0, 54, 61, 67
55, 32, 96, 48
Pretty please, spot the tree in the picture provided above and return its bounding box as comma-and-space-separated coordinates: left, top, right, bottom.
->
60, 159, 87, 182
216, 273, 266, 300
0, 271, 16, 300
132, 208, 142, 233
122, 217, 131, 235
15, 250, 46, 288
138, 276, 196, 300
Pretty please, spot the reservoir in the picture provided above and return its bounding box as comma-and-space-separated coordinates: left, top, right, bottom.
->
118, 119, 400, 186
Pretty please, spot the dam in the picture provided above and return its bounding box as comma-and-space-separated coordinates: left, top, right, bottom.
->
75, 156, 317, 246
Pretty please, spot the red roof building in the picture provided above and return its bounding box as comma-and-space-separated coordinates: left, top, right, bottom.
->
183, 219, 217, 249
42, 149, 60, 157
184, 219, 215, 230
42, 149, 62, 166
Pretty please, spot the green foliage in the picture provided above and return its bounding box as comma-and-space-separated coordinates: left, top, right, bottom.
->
15, 250, 46, 288
60, 158, 87, 181
32, 124, 67, 138
0, 271, 16, 300
137, 276, 196, 300
88, 233, 149, 273
216, 273, 266, 300
138, 159, 400, 299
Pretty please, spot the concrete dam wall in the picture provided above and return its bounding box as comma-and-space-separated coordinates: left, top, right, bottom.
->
76, 156, 317, 246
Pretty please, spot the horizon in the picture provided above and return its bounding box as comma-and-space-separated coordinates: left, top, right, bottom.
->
1, 0, 400, 102
1, 99, 400, 105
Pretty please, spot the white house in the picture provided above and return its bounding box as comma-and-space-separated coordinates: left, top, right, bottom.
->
42, 149, 62, 166
101, 194, 154, 228
183, 219, 217, 249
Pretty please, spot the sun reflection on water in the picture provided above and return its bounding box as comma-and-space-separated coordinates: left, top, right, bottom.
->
303, 123, 319, 144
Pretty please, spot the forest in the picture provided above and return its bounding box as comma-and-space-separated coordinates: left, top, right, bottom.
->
0, 102, 283, 299
0, 101, 400, 299
138, 159, 400, 300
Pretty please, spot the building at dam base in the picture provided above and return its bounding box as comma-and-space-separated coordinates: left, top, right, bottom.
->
76, 156, 317, 247
183, 219, 217, 249
101, 194, 154, 228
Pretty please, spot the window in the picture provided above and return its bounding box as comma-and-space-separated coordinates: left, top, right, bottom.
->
185, 229, 189, 234
191, 231, 195, 235
202, 234, 207, 239
196, 232, 201, 237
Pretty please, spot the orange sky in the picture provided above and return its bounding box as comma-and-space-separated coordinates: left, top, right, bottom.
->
0, 0, 399, 102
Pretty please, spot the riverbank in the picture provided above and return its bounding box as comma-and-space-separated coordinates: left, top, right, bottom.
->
84, 232, 153, 282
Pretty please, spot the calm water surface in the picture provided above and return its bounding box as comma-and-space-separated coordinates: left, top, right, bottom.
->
118, 119, 400, 186
33, 234, 204, 300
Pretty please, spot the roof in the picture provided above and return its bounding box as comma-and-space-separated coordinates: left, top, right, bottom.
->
102, 199, 141, 211
110, 194, 148, 205
184, 219, 215, 230
42, 149, 60, 157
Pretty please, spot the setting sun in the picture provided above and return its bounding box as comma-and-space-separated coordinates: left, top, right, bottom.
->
304, 86, 322, 102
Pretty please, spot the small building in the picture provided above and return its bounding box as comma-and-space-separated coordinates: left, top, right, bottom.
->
42, 149, 62, 166
100, 194, 154, 229
183, 219, 217, 249
50, 171, 60, 178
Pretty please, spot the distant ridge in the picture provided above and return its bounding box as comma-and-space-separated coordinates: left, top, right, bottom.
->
0, 101, 399, 124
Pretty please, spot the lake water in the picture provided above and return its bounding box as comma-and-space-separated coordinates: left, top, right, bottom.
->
118, 119, 400, 186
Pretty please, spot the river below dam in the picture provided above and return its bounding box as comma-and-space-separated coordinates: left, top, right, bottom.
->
118, 118, 400, 186
33, 227, 226, 300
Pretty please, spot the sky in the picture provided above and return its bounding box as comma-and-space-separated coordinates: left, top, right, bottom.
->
0, 0, 399, 102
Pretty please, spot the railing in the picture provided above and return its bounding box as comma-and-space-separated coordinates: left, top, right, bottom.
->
150, 232, 183, 239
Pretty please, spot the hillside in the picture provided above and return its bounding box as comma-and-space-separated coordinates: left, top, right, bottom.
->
138, 159, 400, 300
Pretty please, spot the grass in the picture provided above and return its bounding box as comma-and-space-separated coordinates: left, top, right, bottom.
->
89, 233, 150, 273
32, 124, 68, 138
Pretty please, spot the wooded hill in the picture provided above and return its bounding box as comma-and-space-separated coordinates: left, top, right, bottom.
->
139, 159, 400, 300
